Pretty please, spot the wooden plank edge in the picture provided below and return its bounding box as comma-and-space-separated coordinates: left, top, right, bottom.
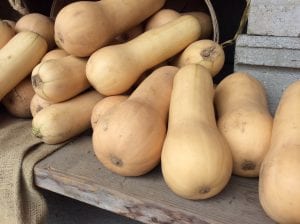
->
34, 165, 217, 224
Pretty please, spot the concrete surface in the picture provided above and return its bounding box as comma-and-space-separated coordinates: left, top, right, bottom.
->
43, 189, 142, 224
234, 34, 300, 114
247, 0, 300, 37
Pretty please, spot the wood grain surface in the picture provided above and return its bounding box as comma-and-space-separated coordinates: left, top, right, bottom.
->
34, 135, 274, 224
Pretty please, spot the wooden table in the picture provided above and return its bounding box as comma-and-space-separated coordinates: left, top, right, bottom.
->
34, 135, 274, 224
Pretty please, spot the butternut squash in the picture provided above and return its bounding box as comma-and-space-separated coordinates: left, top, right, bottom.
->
161, 64, 232, 200
93, 66, 178, 176
86, 15, 201, 96
91, 95, 128, 129
16, 13, 55, 49
0, 31, 47, 100
0, 20, 15, 48
214, 72, 273, 177
32, 55, 90, 103
32, 90, 103, 144
30, 94, 53, 117
2, 77, 34, 118
146, 10, 212, 39
259, 80, 300, 223
54, 0, 166, 57
174, 39, 225, 77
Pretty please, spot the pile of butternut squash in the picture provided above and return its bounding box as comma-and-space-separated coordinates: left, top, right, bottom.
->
0, 1, 299, 223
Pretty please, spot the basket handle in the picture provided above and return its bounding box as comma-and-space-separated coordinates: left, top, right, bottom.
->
8, 0, 28, 15
221, 0, 251, 47
204, 0, 219, 43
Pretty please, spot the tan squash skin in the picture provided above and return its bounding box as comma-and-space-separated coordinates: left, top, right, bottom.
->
30, 94, 54, 117
145, 9, 180, 30
0, 31, 47, 100
32, 48, 69, 79
41, 48, 68, 62
32, 90, 103, 144
32, 55, 90, 103
182, 12, 212, 39
175, 39, 225, 77
214, 72, 273, 177
0, 20, 15, 48
259, 81, 300, 224
146, 10, 212, 39
86, 15, 201, 96
16, 13, 55, 49
93, 66, 178, 176
161, 64, 232, 200
54, 0, 166, 57
2, 77, 34, 118
91, 95, 128, 129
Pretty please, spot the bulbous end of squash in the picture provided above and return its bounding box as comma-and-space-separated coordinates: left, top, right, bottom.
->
54, 1, 110, 57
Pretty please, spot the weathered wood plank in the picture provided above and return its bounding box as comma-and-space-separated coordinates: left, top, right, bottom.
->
34, 135, 274, 224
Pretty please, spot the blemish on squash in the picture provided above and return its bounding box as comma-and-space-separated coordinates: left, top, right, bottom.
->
241, 160, 256, 171
200, 46, 216, 60
151, 217, 158, 223
7, 94, 14, 105
240, 121, 247, 133
100, 120, 108, 131
57, 32, 64, 44
199, 186, 210, 194
13, 88, 24, 103
110, 154, 123, 167
32, 127, 43, 138
36, 105, 43, 114
32, 75, 43, 88
73, 10, 84, 17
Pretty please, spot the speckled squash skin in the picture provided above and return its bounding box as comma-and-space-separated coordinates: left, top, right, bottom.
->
259, 80, 300, 224
93, 66, 178, 176
214, 72, 273, 177
161, 64, 232, 200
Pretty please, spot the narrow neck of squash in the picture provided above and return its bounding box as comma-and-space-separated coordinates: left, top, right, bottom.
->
169, 65, 216, 127
130, 67, 176, 121
126, 15, 201, 70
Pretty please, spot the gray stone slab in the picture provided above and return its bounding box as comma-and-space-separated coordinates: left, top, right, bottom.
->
247, 0, 300, 37
236, 35, 300, 68
234, 35, 300, 114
